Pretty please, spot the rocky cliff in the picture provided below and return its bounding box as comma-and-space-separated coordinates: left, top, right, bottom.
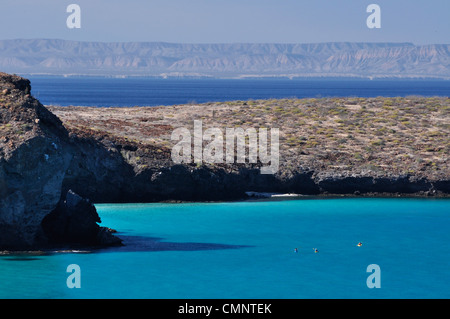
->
0, 72, 121, 250
49, 96, 449, 202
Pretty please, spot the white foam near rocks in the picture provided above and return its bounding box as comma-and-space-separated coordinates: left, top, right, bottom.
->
245, 191, 301, 198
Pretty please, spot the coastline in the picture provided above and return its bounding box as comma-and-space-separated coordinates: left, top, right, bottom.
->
1, 72, 449, 250
105, 192, 450, 205
47, 95, 449, 203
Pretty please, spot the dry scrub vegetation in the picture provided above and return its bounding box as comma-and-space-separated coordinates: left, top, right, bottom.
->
48, 96, 450, 180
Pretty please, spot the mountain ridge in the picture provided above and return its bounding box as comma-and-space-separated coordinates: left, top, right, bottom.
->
1, 39, 449, 78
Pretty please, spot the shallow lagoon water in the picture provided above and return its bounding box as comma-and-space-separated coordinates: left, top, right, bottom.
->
1, 198, 449, 299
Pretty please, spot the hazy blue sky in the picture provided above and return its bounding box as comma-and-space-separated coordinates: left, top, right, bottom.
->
0, 0, 448, 44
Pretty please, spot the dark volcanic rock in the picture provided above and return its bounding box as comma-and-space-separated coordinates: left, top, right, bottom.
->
0, 72, 120, 250
61, 136, 135, 203
41, 190, 122, 247
0, 72, 73, 249
315, 174, 434, 195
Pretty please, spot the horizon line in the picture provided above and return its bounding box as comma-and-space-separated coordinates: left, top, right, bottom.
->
3, 38, 450, 46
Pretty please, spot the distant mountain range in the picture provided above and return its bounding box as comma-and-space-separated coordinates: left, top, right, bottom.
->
1, 39, 449, 78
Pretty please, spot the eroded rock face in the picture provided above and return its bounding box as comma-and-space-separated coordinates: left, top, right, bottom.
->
0, 72, 126, 250
0, 72, 73, 249
0, 137, 73, 248
41, 190, 122, 247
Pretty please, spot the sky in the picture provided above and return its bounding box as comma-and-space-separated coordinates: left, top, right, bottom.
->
0, 0, 448, 44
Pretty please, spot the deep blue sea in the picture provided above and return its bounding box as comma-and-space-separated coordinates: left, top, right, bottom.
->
26, 76, 450, 107
1, 199, 449, 299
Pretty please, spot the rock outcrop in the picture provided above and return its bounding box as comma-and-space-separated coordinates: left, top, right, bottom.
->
0, 73, 73, 249
0, 72, 121, 250
41, 190, 122, 247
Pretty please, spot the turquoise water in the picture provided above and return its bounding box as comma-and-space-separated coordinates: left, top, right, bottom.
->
0, 198, 449, 299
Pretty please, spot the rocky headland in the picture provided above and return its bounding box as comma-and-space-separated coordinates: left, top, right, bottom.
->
0, 72, 449, 249
48, 93, 449, 202
0, 72, 121, 250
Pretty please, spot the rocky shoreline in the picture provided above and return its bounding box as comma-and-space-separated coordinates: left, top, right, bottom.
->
0, 72, 449, 250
